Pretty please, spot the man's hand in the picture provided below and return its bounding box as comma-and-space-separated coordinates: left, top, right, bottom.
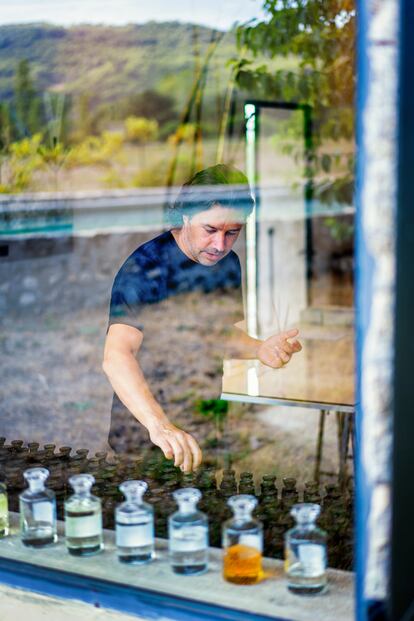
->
147, 419, 202, 473
257, 328, 302, 369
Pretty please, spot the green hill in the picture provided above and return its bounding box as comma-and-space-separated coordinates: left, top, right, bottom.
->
0, 22, 238, 108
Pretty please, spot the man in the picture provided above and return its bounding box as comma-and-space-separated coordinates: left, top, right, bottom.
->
103, 164, 301, 472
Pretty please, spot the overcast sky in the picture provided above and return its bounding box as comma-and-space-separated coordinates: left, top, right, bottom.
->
0, 0, 266, 30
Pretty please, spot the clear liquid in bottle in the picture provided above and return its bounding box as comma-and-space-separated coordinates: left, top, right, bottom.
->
116, 480, 154, 564
65, 473, 103, 556
285, 503, 327, 595
20, 467, 57, 547
168, 487, 208, 575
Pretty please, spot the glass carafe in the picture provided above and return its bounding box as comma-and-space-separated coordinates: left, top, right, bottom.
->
0, 482, 9, 538
222, 494, 263, 585
19, 467, 57, 547
65, 473, 103, 556
168, 488, 208, 575
116, 480, 154, 564
284, 503, 327, 595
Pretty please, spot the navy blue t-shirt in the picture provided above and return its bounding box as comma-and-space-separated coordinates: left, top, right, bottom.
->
107, 230, 244, 453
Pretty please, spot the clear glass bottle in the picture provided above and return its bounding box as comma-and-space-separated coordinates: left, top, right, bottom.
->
285, 503, 327, 595
168, 487, 208, 575
19, 467, 57, 547
65, 473, 103, 556
0, 482, 9, 537
116, 480, 154, 564
222, 494, 263, 585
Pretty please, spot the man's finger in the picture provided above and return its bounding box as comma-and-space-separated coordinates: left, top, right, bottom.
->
277, 328, 299, 340
278, 340, 295, 354
291, 339, 302, 352
176, 434, 192, 473
275, 347, 290, 363
168, 436, 184, 467
157, 438, 174, 461
186, 434, 203, 470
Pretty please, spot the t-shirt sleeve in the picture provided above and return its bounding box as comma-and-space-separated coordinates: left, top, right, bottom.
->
108, 255, 155, 332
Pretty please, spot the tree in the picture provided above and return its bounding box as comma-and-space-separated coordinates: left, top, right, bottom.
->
234, 0, 355, 204
14, 59, 42, 137
122, 90, 177, 127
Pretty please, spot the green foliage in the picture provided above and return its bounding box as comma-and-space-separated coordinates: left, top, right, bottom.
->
235, 0, 356, 205
67, 131, 124, 167
124, 116, 158, 144
0, 133, 43, 193
14, 59, 43, 137
0, 103, 13, 150
119, 89, 177, 126
195, 399, 229, 433
323, 216, 354, 242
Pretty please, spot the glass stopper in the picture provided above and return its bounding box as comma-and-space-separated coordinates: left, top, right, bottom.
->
290, 503, 320, 524
228, 494, 257, 517
24, 467, 49, 491
173, 487, 201, 511
69, 473, 95, 494
119, 480, 147, 501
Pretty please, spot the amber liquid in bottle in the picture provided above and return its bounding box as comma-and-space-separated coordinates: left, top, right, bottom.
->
222, 495, 263, 585
223, 543, 262, 584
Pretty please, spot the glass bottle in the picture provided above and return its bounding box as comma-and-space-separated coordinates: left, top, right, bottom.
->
222, 494, 263, 585
285, 503, 327, 595
0, 482, 9, 537
116, 480, 154, 564
168, 487, 208, 575
19, 467, 57, 547
64, 473, 103, 556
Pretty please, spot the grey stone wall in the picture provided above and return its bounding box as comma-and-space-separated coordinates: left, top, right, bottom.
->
360, 0, 399, 600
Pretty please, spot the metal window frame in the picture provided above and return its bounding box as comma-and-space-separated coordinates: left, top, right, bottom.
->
243, 99, 314, 338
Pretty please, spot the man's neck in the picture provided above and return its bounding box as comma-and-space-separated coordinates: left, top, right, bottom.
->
171, 228, 198, 263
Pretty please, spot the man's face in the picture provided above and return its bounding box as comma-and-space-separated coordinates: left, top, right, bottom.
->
182, 204, 244, 266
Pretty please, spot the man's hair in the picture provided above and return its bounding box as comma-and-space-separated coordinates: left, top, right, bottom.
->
168, 164, 255, 228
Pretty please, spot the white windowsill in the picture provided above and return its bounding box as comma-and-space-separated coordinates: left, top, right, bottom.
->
0, 514, 354, 621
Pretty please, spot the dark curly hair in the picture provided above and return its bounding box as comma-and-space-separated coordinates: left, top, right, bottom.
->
168, 164, 255, 228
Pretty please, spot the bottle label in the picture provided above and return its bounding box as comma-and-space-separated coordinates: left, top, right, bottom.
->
298, 544, 326, 577
116, 522, 153, 548
170, 526, 208, 552
65, 514, 101, 538
33, 501, 54, 524
239, 533, 263, 552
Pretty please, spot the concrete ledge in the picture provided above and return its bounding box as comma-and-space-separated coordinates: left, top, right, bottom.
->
0, 514, 354, 621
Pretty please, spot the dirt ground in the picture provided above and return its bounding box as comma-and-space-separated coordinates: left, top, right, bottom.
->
0, 287, 344, 489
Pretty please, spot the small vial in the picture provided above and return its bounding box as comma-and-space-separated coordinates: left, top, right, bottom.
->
169, 488, 208, 575
223, 495, 263, 585
65, 474, 103, 556
19, 467, 57, 547
116, 480, 154, 564
0, 482, 9, 537
285, 503, 327, 595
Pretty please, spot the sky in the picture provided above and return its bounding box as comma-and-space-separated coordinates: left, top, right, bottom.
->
0, 0, 267, 30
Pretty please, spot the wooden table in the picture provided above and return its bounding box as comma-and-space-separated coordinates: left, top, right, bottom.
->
221, 325, 356, 484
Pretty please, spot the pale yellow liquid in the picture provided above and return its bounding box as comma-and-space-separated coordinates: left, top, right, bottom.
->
0, 493, 9, 537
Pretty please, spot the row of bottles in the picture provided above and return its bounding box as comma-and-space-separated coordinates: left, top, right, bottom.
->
1, 467, 328, 595
0, 439, 353, 570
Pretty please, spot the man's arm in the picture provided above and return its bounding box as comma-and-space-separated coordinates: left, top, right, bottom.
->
225, 325, 302, 368
103, 323, 202, 472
